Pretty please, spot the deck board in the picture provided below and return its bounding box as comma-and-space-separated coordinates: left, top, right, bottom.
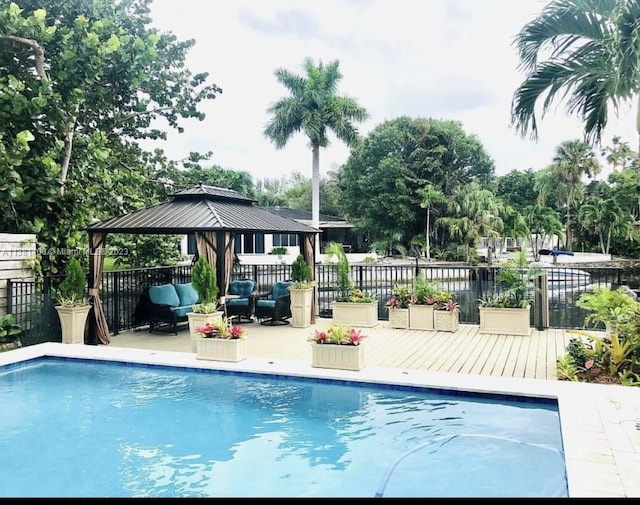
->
109, 318, 581, 381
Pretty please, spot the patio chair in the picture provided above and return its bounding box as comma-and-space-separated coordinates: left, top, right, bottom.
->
224, 279, 257, 323
254, 280, 293, 325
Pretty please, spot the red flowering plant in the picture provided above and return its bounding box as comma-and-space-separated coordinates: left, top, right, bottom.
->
308, 324, 367, 346
386, 283, 411, 310
434, 291, 459, 312
196, 317, 247, 340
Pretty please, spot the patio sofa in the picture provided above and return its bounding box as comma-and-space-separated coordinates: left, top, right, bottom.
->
148, 282, 199, 334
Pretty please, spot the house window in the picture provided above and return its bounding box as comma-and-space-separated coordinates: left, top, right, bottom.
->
272, 233, 298, 247
240, 233, 264, 254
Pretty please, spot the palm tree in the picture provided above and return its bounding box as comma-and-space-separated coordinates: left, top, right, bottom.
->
578, 196, 630, 254
418, 184, 446, 261
553, 140, 601, 248
436, 182, 504, 263
511, 0, 640, 215
264, 58, 368, 235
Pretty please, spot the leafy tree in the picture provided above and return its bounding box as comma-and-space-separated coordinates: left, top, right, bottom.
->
525, 204, 565, 260
0, 0, 221, 275
108, 234, 184, 269
338, 116, 494, 248
495, 169, 538, 210
173, 164, 255, 196
511, 0, 640, 221
578, 195, 631, 255
264, 57, 368, 234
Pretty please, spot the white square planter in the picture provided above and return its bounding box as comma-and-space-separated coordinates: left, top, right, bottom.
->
195, 337, 247, 362
310, 343, 365, 371
331, 301, 378, 327
434, 310, 459, 332
188, 311, 224, 352
408, 304, 434, 330
388, 308, 409, 329
290, 287, 313, 328
479, 307, 531, 336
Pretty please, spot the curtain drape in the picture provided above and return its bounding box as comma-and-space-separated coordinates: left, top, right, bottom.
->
89, 232, 110, 345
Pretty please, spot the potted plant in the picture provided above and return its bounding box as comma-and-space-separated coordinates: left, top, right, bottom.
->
433, 290, 459, 332
0, 313, 22, 351
54, 257, 91, 344
576, 286, 638, 334
325, 242, 378, 327
386, 283, 411, 329
194, 317, 247, 362
408, 273, 437, 330
288, 254, 314, 328
308, 323, 367, 371
478, 251, 542, 336
188, 256, 223, 351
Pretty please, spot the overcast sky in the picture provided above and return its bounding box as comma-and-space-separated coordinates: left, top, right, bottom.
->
148, 0, 637, 184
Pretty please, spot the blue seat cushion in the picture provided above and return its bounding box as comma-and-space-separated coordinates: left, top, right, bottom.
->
226, 298, 249, 307
256, 299, 275, 309
228, 280, 255, 298
174, 282, 199, 306
149, 284, 180, 307
173, 306, 193, 317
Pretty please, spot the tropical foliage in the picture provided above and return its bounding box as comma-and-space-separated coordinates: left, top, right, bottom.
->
308, 324, 366, 346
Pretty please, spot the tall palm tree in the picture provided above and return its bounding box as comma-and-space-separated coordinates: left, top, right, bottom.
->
264, 58, 368, 235
550, 140, 602, 248
418, 184, 446, 261
511, 0, 640, 215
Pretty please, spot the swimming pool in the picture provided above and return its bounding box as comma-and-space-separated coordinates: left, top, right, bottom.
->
0, 356, 567, 498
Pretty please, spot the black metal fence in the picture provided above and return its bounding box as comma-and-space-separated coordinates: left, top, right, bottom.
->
7, 262, 640, 346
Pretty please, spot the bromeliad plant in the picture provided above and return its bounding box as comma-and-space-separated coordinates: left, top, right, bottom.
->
386, 283, 411, 310
196, 318, 246, 340
433, 290, 458, 312
308, 324, 366, 346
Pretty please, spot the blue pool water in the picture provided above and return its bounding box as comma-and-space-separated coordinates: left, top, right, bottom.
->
0, 358, 567, 497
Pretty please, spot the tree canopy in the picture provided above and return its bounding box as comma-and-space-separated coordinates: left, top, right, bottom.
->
337, 116, 495, 247
0, 0, 221, 274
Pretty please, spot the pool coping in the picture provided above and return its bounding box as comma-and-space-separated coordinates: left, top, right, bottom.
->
2, 342, 639, 497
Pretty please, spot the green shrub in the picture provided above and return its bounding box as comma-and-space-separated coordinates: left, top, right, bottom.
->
291, 254, 311, 283
57, 258, 88, 306
192, 256, 218, 308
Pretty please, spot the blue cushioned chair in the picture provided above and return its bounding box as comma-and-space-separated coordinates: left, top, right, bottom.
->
254, 280, 293, 326
148, 282, 198, 334
225, 279, 257, 323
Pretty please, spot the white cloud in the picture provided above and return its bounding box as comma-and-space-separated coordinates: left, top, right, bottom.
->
147, 0, 637, 183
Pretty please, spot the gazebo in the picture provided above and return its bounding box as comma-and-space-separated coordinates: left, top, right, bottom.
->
84, 185, 319, 345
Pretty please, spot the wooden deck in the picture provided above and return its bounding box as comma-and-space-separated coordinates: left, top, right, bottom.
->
109, 319, 584, 380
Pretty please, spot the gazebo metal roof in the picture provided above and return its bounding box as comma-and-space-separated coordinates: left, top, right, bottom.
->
84, 184, 319, 234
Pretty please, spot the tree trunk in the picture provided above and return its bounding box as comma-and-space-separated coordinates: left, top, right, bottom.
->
311, 144, 320, 247
425, 208, 431, 261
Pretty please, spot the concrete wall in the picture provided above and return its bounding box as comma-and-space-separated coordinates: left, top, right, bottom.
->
0, 233, 36, 315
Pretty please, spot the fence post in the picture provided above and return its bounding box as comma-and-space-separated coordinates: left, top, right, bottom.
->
112, 270, 120, 335
7, 279, 12, 314
534, 270, 549, 330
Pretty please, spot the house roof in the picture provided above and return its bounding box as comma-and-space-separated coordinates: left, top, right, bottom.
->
266, 207, 353, 229
84, 185, 319, 234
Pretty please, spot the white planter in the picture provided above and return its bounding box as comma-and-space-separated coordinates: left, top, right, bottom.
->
290, 287, 313, 328
195, 337, 247, 362
55, 305, 91, 344
331, 301, 378, 327
310, 343, 365, 371
388, 308, 409, 329
434, 310, 459, 332
408, 304, 435, 330
188, 311, 224, 352
479, 306, 531, 336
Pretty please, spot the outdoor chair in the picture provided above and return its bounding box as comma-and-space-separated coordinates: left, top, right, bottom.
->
224, 279, 257, 323
254, 280, 293, 325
